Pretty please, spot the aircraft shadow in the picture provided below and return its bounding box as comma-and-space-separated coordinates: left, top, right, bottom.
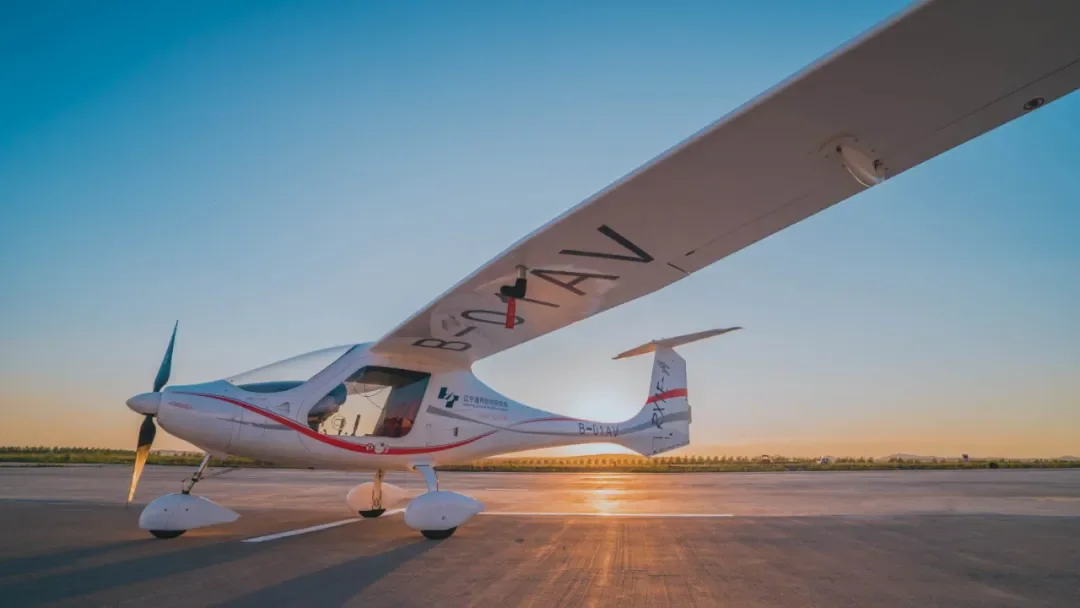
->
215, 540, 436, 607
0, 536, 264, 606
0, 539, 144, 578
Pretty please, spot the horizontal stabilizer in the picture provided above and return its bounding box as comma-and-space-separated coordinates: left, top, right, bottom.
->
613, 327, 740, 360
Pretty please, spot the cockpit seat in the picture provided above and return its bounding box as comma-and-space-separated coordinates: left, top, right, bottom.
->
306, 383, 348, 430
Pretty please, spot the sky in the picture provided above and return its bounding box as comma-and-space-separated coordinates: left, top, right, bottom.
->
1, 1, 1078, 458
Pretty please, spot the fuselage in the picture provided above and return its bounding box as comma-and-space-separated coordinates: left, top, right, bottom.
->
157, 343, 630, 471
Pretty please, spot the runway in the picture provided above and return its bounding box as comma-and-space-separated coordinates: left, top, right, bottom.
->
2, 466, 1079, 606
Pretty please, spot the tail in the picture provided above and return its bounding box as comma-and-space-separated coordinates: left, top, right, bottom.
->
613, 327, 740, 457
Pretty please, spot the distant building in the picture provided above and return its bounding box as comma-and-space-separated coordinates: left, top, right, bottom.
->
819, 455, 833, 465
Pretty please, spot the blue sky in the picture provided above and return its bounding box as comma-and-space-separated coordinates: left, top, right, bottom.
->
2, 1, 1077, 455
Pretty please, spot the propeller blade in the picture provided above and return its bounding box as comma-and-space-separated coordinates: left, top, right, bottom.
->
153, 321, 178, 393
127, 414, 157, 504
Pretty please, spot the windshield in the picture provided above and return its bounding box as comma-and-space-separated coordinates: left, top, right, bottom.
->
226, 345, 357, 390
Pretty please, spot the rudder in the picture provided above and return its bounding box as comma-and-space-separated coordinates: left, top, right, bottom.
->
612, 327, 739, 457
617, 347, 691, 457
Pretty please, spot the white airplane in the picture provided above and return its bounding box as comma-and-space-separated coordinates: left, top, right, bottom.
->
123, 0, 1080, 540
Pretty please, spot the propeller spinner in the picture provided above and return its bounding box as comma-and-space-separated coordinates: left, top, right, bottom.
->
125, 321, 177, 504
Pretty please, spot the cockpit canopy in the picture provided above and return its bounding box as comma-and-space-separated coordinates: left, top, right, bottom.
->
223, 344, 429, 439
225, 345, 357, 391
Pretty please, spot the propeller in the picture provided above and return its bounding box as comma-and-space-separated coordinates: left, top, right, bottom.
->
153, 321, 177, 393
126, 321, 177, 504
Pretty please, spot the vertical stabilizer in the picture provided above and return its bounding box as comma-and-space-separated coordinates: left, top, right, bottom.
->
613, 327, 738, 456
616, 346, 691, 456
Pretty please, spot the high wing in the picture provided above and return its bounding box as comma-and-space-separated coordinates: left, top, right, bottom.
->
372, 0, 1080, 369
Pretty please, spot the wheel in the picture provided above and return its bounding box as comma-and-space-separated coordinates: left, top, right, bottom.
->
358, 508, 386, 518
421, 527, 457, 540
149, 529, 186, 539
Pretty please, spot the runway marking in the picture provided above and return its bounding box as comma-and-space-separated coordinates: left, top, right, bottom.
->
481, 511, 734, 518
242, 510, 731, 542
242, 509, 403, 543
243, 518, 361, 543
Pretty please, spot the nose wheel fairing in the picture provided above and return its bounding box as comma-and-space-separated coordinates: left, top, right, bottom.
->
138, 494, 239, 535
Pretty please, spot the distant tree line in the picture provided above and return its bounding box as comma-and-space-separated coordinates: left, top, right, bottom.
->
0, 446, 265, 467
2, 447, 1076, 472
440, 454, 1080, 473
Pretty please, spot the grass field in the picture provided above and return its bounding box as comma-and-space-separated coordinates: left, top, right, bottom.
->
443, 454, 1080, 473
0, 447, 265, 468
3, 447, 1077, 473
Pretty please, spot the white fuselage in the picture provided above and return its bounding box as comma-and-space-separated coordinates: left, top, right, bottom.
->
158, 343, 634, 471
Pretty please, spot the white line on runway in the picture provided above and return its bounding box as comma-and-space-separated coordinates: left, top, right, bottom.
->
481, 511, 734, 518
242, 509, 403, 543
243, 519, 360, 543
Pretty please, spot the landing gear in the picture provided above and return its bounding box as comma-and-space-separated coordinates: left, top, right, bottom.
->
138, 453, 239, 539
359, 469, 386, 518
404, 464, 483, 540
418, 463, 439, 492
416, 465, 445, 539
149, 453, 213, 539
182, 453, 214, 495
346, 469, 406, 515
421, 527, 456, 540
358, 470, 388, 518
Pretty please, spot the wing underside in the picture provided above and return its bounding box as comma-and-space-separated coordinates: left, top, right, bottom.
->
372, 0, 1080, 368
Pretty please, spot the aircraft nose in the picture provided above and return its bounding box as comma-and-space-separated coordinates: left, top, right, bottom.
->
126, 392, 161, 416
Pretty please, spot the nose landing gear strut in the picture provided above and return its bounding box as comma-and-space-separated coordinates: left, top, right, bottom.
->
140, 452, 239, 539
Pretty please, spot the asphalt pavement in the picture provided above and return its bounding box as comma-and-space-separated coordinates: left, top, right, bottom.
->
1, 465, 1078, 606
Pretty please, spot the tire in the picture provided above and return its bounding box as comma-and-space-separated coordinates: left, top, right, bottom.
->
149, 529, 186, 539
358, 509, 386, 518
421, 527, 457, 540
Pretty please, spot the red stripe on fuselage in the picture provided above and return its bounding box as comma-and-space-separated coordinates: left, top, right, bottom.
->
645, 388, 687, 404
509, 416, 581, 426
176, 392, 496, 455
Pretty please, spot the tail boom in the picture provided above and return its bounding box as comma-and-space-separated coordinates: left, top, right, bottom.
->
434, 327, 735, 461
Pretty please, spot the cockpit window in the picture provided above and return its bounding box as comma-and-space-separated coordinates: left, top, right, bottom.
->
226, 345, 356, 391
307, 366, 431, 439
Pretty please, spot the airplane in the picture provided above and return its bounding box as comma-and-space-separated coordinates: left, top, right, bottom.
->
122, 0, 1080, 540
